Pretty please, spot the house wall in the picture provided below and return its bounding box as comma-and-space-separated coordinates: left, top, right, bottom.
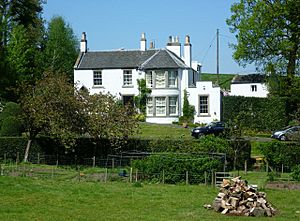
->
187, 81, 221, 124
230, 83, 268, 98
74, 69, 142, 98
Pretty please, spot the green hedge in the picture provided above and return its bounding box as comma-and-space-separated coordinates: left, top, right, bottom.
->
258, 141, 300, 170
132, 153, 222, 184
222, 96, 287, 131
0, 136, 251, 169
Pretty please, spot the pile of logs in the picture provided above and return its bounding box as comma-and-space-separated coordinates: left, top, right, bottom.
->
204, 177, 276, 217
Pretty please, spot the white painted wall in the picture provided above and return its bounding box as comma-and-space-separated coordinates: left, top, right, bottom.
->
187, 81, 221, 124
74, 69, 142, 98
230, 83, 268, 98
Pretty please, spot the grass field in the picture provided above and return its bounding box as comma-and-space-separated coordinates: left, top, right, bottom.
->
201, 73, 236, 90
0, 176, 299, 221
136, 122, 192, 140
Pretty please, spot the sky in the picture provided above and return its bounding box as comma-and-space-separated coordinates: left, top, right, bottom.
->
42, 0, 256, 74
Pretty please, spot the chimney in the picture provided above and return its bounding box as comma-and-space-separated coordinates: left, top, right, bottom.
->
80, 32, 87, 53
140, 32, 147, 51
149, 41, 155, 49
166, 35, 181, 57
184, 35, 192, 67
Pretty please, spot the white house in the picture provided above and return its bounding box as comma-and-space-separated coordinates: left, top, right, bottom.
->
230, 74, 269, 98
74, 32, 221, 124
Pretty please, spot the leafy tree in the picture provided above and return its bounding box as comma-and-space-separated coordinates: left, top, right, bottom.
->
227, 0, 299, 77
20, 73, 86, 162
84, 92, 139, 151
0, 0, 45, 100
134, 79, 151, 115
44, 16, 79, 80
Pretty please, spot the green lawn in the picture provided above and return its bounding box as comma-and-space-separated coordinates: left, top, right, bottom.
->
0, 176, 299, 221
136, 122, 192, 140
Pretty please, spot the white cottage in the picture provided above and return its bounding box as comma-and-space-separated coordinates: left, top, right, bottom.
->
74, 33, 221, 124
230, 74, 268, 98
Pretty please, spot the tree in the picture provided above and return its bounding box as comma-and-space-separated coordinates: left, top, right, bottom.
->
0, 102, 22, 136
0, 0, 45, 100
180, 89, 195, 124
227, 0, 300, 85
84, 92, 138, 151
134, 79, 151, 115
20, 73, 86, 162
44, 16, 78, 80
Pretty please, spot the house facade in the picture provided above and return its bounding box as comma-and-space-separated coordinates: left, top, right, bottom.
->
230, 74, 268, 98
74, 33, 221, 124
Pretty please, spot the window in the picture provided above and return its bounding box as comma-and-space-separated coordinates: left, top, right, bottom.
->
146, 97, 153, 115
155, 71, 165, 88
169, 96, 178, 115
199, 95, 209, 114
123, 70, 132, 86
155, 97, 166, 116
251, 85, 257, 92
168, 70, 178, 88
146, 71, 153, 88
93, 71, 102, 86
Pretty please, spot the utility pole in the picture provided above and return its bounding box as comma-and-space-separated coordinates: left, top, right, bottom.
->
216, 29, 220, 85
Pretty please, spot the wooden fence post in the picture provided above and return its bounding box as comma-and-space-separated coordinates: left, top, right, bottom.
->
129, 167, 133, 183
104, 168, 108, 183
205, 171, 207, 185
135, 169, 138, 182
4, 153, 6, 164
93, 156, 96, 168
37, 153, 40, 164
244, 160, 247, 174
186, 171, 189, 185
162, 170, 165, 184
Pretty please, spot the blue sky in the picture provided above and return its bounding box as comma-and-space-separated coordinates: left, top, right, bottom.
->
43, 0, 256, 74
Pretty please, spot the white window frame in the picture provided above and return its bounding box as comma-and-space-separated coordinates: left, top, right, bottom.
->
199, 95, 209, 115
155, 70, 166, 88
123, 70, 132, 86
155, 97, 166, 116
169, 96, 178, 115
93, 70, 102, 86
146, 71, 153, 88
168, 70, 178, 88
146, 97, 153, 116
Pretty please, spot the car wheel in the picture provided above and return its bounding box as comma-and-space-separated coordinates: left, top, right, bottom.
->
279, 135, 287, 141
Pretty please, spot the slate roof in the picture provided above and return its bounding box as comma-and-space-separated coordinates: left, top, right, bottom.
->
231, 74, 265, 84
75, 49, 189, 70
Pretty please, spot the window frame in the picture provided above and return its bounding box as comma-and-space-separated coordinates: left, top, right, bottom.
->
155, 70, 166, 88
251, 85, 257, 92
168, 70, 178, 88
155, 97, 166, 116
146, 97, 154, 116
198, 95, 209, 116
123, 70, 132, 86
169, 96, 178, 116
93, 70, 102, 86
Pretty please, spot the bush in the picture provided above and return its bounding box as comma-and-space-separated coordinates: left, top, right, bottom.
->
132, 153, 222, 184
291, 165, 300, 181
0, 116, 23, 136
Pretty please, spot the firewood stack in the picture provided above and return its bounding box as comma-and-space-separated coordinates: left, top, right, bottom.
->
205, 177, 276, 217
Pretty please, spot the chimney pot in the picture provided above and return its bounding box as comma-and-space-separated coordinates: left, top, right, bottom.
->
149, 41, 155, 49
140, 32, 147, 51
175, 36, 179, 43
80, 32, 87, 53
185, 35, 191, 45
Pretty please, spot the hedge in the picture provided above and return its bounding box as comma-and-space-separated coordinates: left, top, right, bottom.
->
258, 141, 300, 170
0, 136, 251, 169
222, 96, 287, 131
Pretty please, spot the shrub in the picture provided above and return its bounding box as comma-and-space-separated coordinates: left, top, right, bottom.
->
0, 116, 23, 136
291, 165, 300, 181
132, 153, 222, 184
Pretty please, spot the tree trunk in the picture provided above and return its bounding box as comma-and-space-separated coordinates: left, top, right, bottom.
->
24, 139, 32, 162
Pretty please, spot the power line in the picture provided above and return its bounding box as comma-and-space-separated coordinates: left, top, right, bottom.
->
200, 33, 216, 64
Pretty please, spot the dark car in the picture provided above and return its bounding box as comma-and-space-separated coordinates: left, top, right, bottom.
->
271, 125, 300, 141
191, 121, 225, 138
